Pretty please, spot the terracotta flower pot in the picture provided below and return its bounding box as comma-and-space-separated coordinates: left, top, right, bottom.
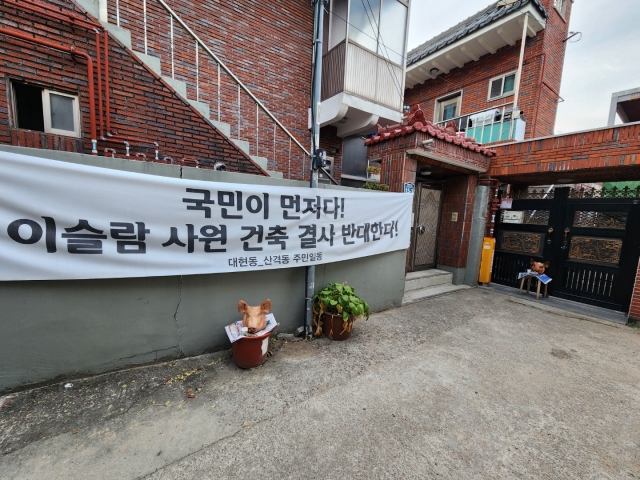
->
232, 330, 272, 369
322, 313, 354, 341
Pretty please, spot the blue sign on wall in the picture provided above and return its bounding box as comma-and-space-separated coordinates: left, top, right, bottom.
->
404, 182, 415, 194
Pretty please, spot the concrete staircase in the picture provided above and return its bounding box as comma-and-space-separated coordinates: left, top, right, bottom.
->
402, 270, 470, 306
75, 0, 282, 178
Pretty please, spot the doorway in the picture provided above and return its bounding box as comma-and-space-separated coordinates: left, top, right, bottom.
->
409, 183, 443, 271
492, 186, 640, 312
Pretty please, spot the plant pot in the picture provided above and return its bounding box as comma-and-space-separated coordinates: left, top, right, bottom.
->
322, 313, 354, 341
232, 330, 272, 369
368, 173, 380, 182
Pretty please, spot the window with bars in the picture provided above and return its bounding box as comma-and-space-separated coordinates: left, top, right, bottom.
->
554, 0, 567, 18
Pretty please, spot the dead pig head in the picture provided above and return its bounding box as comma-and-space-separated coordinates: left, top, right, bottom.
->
238, 299, 271, 334
530, 258, 550, 274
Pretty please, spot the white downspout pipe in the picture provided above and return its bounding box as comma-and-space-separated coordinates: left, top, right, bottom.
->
98, 0, 108, 22
510, 12, 529, 139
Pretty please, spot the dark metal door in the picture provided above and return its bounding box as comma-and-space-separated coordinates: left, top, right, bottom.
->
410, 184, 443, 271
492, 186, 640, 312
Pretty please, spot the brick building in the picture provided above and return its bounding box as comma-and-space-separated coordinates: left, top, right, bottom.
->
0, 0, 411, 183
366, 0, 640, 321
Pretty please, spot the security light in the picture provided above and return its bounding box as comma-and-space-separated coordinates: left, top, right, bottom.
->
429, 67, 440, 76
419, 167, 432, 176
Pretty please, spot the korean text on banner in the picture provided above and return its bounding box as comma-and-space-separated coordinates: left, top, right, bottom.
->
0, 151, 413, 281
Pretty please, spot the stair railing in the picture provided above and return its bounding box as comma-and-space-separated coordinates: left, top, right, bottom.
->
110, 0, 311, 174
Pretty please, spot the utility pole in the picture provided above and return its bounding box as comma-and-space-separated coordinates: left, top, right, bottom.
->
302, 0, 328, 338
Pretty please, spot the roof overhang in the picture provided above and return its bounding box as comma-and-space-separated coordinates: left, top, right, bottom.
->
406, 148, 487, 174
318, 93, 403, 138
608, 87, 640, 125
405, 4, 546, 88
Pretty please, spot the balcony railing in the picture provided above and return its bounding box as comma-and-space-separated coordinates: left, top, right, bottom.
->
435, 103, 524, 145
321, 41, 404, 111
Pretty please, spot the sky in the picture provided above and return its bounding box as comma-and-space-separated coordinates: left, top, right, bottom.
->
407, 0, 640, 134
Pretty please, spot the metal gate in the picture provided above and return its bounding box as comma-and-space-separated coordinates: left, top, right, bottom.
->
492, 186, 640, 312
409, 183, 443, 271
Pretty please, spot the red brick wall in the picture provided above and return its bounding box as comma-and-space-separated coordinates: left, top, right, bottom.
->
490, 123, 640, 183
320, 126, 343, 182
404, 0, 571, 140
630, 259, 640, 323
0, 0, 265, 175
105, 0, 314, 180
437, 175, 477, 269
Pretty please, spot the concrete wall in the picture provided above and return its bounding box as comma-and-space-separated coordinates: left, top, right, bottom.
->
0, 147, 407, 392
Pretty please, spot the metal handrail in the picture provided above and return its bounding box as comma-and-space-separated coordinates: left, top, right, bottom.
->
435, 101, 514, 128
153, 0, 310, 157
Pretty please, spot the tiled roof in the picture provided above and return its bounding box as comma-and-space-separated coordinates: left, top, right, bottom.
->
365, 105, 496, 157
406, 0, 548, 66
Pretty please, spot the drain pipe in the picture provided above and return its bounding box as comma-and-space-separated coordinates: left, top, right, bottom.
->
302, 0, 328, 338
0, 27, 97, 154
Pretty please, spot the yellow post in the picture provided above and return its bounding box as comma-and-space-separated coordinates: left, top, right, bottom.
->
478, 237, 496, 284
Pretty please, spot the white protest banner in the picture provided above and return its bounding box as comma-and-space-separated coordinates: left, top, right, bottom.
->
0, 151, 412, 281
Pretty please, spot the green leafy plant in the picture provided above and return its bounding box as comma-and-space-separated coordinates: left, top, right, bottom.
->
312, 282, 370, 336
361, 183, 389, 191
366, 165, 381, 174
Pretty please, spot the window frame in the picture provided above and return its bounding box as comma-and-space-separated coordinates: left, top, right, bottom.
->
434, 91, 463, 123
554, 0, 567, 19
10, 80, 81, 138
42, 89, 81, 137
487, 71, 517, 101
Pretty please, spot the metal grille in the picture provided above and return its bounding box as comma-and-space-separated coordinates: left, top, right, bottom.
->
500, 232, 542, 255
413, 188, 442, 266
568, 185, 640, 199
523, 210, 550, 225
573, 211, 627, 229
563, 266, 616, 298
568, 236, 623, 265
512, 187, 555, 200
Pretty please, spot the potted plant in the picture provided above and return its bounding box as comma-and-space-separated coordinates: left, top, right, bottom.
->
367, 165, 381, 182
361, 182, 389, 191
312, 282, 370, 340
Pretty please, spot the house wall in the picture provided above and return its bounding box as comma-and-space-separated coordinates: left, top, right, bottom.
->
320, 125, 344, 182
0, 0, 265, 175
0, 145, 407, 393
105, 0, 315, 180
404, 0, 571, 140
489, 123, 640, 183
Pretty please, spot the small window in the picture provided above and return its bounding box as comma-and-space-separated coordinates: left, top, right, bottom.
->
435, 92, 462, 123
12, 82, 80, 137
554, 0, 567, 18
488, 72, 516, 100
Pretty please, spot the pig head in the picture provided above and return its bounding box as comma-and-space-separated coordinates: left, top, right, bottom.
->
530, 258, 550, 274
238, 299, 271, 334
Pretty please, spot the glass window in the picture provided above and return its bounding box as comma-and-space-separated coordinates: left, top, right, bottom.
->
347, 0, 407, 66
488, 72, 516, 100
329, 0, 348, 50
378, 0, 407, 65
348, 0, 379, 53
436, 93, 462, 123
49, 93, 76, 132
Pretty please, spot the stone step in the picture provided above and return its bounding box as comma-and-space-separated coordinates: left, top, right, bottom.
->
250, 156, 268, 170
404, 269, 453, 292
210, 120, 231, 137
162, 76, 187, 98
267, 170, 283, 178
102, 22, 132, 49
75, 0, 99, 17
231, 139, 251, 155
188, 99, 210, 118
133, 51, 161, 75
402, 284, 470, 306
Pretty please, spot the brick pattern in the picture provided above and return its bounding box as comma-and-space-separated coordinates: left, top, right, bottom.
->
437, 175, 477, 269
489, 124, 640, 184
10, 129, 84, 152
630, 258, 640, 322
403, 0, 571, 140
380, 152, 416, 193
105, 0, 314, 180
320, 126, 343, 182
0, 1, 270, 175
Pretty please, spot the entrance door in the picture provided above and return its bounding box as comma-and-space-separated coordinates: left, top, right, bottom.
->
492, 186, 640, 312
410, 183, 443, 271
